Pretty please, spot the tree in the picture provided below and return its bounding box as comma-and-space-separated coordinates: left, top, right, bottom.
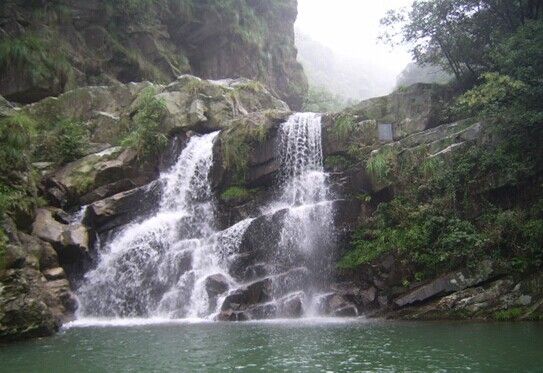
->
381, 0, 541, 86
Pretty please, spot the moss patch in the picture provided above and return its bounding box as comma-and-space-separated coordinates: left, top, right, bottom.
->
220, 186, 257, 204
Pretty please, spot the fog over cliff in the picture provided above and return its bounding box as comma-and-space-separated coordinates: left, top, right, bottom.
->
295, 0, 413, 100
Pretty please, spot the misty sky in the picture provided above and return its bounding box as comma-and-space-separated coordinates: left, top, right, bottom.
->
296, 0, 413, 76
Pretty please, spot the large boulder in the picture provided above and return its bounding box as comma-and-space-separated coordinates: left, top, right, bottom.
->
84, 181, 162, 233
0, 268, 60, 341
159, 76, 289, 134
210, 109, 290, 191
43, 146, 157, 207
32, 208, 91, 279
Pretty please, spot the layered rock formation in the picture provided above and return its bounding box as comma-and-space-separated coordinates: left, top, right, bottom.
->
0, 0, 307, 109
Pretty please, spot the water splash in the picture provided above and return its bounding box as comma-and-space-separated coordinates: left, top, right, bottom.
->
77, 132, 250, 319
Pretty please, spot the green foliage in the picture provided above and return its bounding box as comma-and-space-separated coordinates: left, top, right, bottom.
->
35, 118, 89, 165
0, 33, 70, 85
220, 186, 256, 203
457, 73, 527, 116
330, 114, 357, 141
366, 147, 396, 182
381, 1, 541, 85
494, 308, 524, 321
122, 87, 168, 158
482, 209, 543, 272
324, 155, 354, 171
0, 112, 36, 172
0, 184, 36, 222
339, 199, 487, 275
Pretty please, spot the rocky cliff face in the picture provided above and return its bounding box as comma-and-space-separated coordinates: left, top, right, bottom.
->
0, 74, 292, 340
0, 0, 307, 109
1, 76, 541, 340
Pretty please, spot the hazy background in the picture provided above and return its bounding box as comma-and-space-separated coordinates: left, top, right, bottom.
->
295, 0, 414, 101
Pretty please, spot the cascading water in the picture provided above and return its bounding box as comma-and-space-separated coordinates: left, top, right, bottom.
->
77, 132, 247, 319
76, 112, 338, 321
267, 113, 335, 311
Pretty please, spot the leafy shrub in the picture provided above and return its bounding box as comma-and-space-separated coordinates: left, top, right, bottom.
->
0, 184, 37, 219
339, 198, 487, 277
35, 118, 89, 164
0, 112, 36, 173
330, 114, 356, 141
366, 147, 396, 182
122, 87, 167, 158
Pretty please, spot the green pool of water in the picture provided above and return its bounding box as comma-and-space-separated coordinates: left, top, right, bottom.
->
1, 318, 542, 372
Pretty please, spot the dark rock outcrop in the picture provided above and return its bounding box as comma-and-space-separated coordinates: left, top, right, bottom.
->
0, 1, 307, 108
0, 220, 76, 341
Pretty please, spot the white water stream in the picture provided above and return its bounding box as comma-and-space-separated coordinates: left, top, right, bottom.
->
77, 113, 335, 321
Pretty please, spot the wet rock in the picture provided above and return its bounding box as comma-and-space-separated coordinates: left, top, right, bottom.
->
278, 292, 304, 318
32, 208, 91, 280
79, 179, 137, 205
205, 274, 229, 312
247, 303, 278, 319
205, 274, 229, 298
320, 294, 359, 317
44, 279, 78, 314
221, 278, 273, 312
216, 310, 249, 322
84, 181, 161, 232
228, 210, 288, 281
3, 244, 26, 269
346, 83, 456, 139
210, 110, 289, 191
44, 146, 157, 207
32, 208, 65, 245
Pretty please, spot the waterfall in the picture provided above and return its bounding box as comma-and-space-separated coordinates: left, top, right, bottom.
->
77, 112, 337, 321
272, 113, 335, 306
77, 132, 248, 319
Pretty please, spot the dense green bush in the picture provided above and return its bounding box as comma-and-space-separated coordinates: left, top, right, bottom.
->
339, 199, 486, 277
122, 87, 168, 158
35, 118, 89, 165
366, 147, 396, 183
0, 112, 36, 172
